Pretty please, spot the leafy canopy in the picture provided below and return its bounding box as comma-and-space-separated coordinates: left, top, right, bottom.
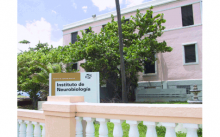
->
57, 7, 172, 100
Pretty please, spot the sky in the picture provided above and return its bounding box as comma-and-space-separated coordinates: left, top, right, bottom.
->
17, 0, 152, 53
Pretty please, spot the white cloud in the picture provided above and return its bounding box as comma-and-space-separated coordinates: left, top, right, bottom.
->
125, 0, 145, 8
91, 0, 123, 11
17, 18, 63, 53
71, 0, 77, 9
82, 6, 88, 13
51, 10, 57, 14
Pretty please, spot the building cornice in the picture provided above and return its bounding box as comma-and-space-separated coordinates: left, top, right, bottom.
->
62, 0, 179, 31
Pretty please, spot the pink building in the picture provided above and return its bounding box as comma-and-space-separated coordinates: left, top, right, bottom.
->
62, 0, 202, 101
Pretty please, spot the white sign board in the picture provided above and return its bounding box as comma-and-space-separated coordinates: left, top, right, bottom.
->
49, 72, 100, 103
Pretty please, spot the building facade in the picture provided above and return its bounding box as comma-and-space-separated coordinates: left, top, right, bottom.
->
62, 0, 202, 102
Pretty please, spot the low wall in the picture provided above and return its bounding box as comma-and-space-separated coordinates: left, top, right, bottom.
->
136, 79, 202, 102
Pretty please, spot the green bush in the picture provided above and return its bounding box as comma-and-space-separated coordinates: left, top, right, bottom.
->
94, 121, 202, 137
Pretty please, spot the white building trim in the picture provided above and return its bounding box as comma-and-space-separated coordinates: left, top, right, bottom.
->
63, 0, 201, 32
63, 0, 180, 31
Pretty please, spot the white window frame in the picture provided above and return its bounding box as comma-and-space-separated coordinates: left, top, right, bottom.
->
143, 54, 157, 76
182, 42, 199, 65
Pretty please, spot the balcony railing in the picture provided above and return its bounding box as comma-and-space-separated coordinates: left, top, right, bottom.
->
17, 96, 202, 137
17, 109, 45, 137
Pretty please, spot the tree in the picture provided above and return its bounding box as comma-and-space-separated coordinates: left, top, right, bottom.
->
19, 40, 30, 44
59, 7, 173, 102
31, 62, 65, 100
17, 50, 42, 109
17, 42, 58, 109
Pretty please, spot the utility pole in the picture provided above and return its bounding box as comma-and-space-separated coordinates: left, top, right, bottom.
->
115, 0, 127, 103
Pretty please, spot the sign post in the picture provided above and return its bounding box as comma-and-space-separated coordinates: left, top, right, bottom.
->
49, 72, 100, 103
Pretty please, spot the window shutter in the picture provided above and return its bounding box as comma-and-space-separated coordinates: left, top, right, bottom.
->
181, 5, 194, 26
184, 44, 196, 63
71, 32, 78, 44
144, 60, 155, 74
72, 63, 77, 70
85, 29, 91, 33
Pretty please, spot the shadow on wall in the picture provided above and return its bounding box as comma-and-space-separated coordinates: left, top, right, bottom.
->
161, 52, 168, 82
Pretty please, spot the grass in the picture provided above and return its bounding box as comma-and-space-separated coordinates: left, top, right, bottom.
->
17, 95, 29, 98
94, 121, 202, 137
133, 101, 189, 104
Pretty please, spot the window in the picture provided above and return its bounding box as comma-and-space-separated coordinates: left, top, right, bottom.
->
123, 19, 129, 24
72, 63, 78, 70
143, 59, 157, 75
177, 85, 191, 94
181, 5, 194, 26
102, 24, 106, 28
71, 32, 78, 44
85, 28, 91, 33
182, 42, 198, 65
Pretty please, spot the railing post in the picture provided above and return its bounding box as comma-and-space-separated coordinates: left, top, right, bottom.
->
75, 117, 83, 137
110, 119, 124, 137
33, 122, 41, 137
83, 117, 95, 137
42, 96, 84, 137
183, 123, 198, 137
18, 120, 26, 137
143, 121, 157, 137
26, 121, 34, 137
162, 122, 177, 137
17, 120, 20, 137
96, 118, 109, 137
40, 123, 45, 137
126, 120, 140, 137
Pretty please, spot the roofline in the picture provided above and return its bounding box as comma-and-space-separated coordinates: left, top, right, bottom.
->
62, 0, 179, 31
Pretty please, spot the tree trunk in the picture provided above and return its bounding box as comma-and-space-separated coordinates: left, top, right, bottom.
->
32, 95, 38, 109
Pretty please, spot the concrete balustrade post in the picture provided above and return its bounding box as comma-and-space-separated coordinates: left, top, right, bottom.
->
17, 120, 20, 137
25, 121, 34, 137
33, 122, 41, 137
96, 118, 109, 137
83, 117, 95, 137
126, 120, 140, 137
162, 122, 177, 137
42, 96, 84, 137
143, 121, 157, 137
183, 123, 198, 137
40, 123, 45, 137
110, 119, 124, 137
18, 120, 26, 137
75, 117, 83, 137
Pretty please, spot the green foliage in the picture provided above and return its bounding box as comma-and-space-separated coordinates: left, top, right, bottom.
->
94, 121, 202, 137
17, 41, 65, 108
59, 6, 173, 101
19, 40, 30, 44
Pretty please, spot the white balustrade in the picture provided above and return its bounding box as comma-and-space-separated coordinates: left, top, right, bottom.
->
83, 117, 95, 137
183, 123, 198, 137
162, 122, 177, 137
75, 117, 83, 137
33, 122, 41, 137
26, 121, 34, 137
18, 120, 26, 137
110, 119, 124, 137
126, 120, 140, 137
40, 123, 45, 137
96, 118, 109, 137
17, 120, 20, 137
143, 121, 157, 137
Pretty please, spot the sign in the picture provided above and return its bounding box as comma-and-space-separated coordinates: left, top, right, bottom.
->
49, 72, 100, 103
